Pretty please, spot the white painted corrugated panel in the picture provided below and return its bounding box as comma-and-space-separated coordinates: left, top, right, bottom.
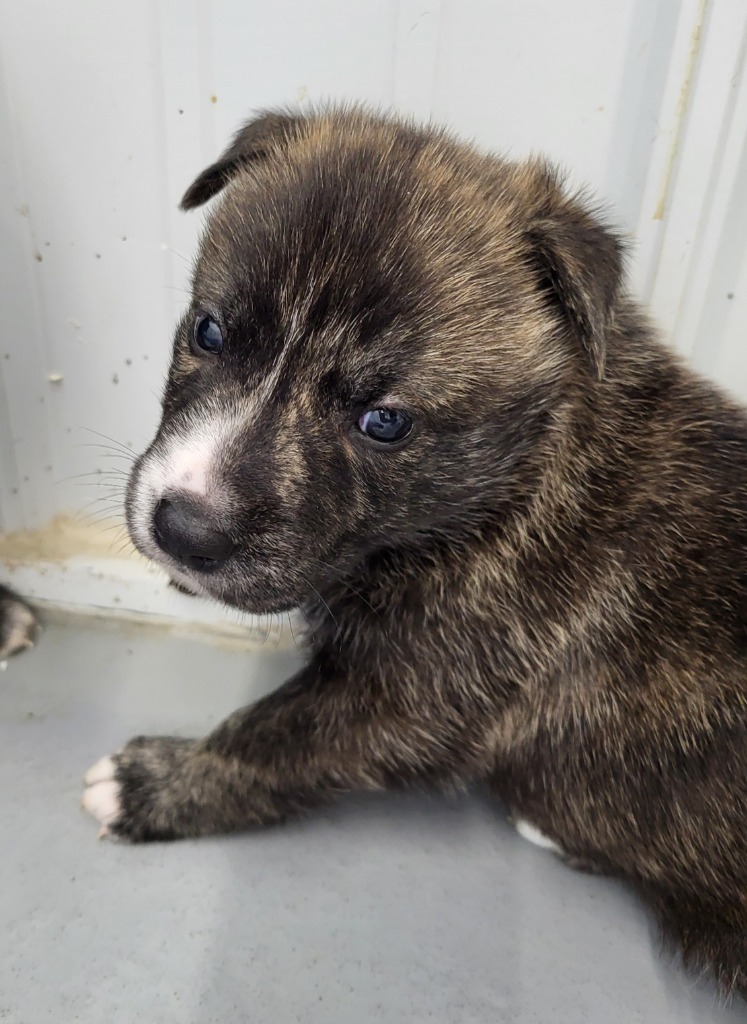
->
0, 0, 744, 613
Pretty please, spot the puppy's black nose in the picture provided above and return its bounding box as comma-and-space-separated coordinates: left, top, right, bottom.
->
153, 498, 234, 571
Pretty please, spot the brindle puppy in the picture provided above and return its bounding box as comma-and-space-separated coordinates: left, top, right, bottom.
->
82, 108, 747, 997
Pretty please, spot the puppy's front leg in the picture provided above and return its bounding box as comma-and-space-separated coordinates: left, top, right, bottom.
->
82, 659, 479, 842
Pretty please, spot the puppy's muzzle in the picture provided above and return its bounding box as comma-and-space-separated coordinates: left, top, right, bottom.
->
153, 497, 235, 572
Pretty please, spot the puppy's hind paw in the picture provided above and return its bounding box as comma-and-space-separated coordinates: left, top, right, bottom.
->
513, 817, 563, 853
0, 586, 39, 660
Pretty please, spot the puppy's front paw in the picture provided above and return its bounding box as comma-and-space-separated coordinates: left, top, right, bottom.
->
82, 756, 121, 836
82, 737, 199, 842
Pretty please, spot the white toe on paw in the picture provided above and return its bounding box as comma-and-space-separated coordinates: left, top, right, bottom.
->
84, 755, 117, 786
82, 779, 122, 826
514, 818, 562, 853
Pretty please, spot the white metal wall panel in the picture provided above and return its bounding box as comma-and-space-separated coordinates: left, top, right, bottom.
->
0, 0, 745, 613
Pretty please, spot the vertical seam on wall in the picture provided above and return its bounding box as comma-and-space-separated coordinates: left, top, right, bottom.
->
150, 0, 179, 362
651, 0, 709, 222
0, 32, 56, 529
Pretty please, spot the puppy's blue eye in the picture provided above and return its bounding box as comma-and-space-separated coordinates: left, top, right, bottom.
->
193, 315, 224, 354
357, 408, 413, 444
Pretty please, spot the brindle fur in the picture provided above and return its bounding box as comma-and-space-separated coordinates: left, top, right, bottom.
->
106, 108, 746, 996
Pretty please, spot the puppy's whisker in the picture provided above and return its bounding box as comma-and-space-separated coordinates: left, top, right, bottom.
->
286, 611, 300, 650
314, 559, 379, 617
75, 446, 135, 462
66, 480, 128, 492
300, 577, 338, 632
85, 434, 137, 456
56, 469, 129, 485
78, 427, 138, 457
163, 244, 191, 266
73, 497, 120, 516
98, 520, 129, 535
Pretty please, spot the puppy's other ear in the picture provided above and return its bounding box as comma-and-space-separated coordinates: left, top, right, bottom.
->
180, 111, 302, 210
526, 164, 624, 380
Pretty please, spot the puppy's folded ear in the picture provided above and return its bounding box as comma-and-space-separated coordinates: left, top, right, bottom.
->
180, 111, 302, 210
526, 164, 624, 380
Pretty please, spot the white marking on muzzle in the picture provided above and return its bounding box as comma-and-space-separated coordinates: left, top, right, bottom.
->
141, 403, 246, 503
127, 323, 307, 571
133, 345, 296, 515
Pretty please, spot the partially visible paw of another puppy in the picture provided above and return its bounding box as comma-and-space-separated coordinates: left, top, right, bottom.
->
0, 585, 39, 663
82, 736, 202, 842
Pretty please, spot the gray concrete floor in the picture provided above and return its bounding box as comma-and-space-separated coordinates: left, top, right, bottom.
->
0, 614, 744, 1024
